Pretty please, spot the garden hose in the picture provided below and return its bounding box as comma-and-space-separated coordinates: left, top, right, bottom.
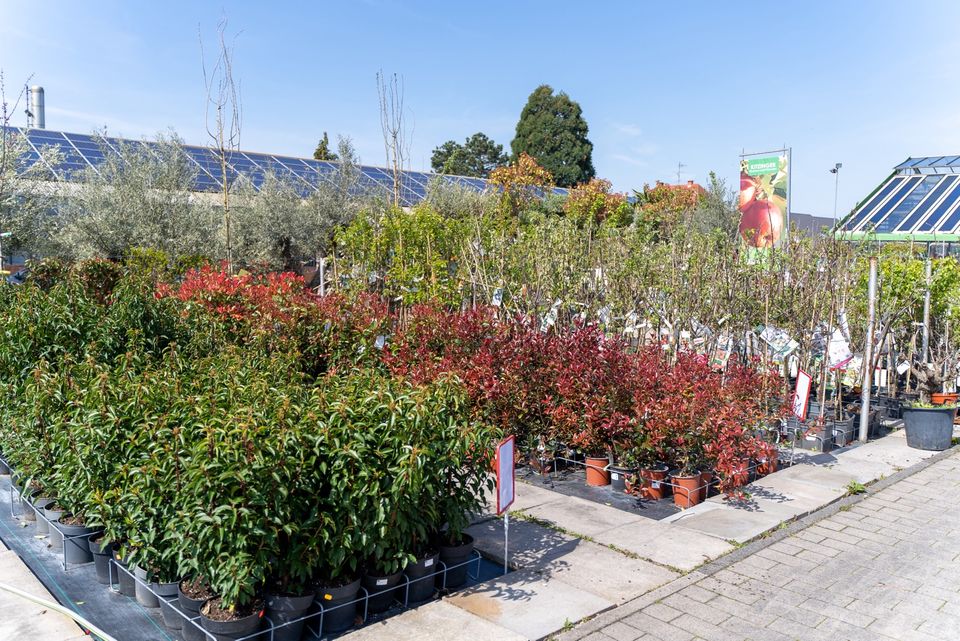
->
0, 581, 119, 641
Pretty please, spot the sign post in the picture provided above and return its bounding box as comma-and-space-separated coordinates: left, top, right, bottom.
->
495, 435, 516, 574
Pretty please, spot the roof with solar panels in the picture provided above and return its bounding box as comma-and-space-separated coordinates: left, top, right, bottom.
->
838, 156, 960, 241
6, 127, 568, 207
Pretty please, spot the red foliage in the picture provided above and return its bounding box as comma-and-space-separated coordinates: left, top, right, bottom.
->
157, 265, 318, 327
637, 349, 780, 494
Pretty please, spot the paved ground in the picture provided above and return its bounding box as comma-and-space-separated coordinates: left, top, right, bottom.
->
0, 539, 88, 641
557, 450, 960, 641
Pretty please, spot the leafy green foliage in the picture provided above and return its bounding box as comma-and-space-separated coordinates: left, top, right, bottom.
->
511, 85, 595, 187
431, 133, 508, 178
313, 132, 339, 161
0, 267, 497, 608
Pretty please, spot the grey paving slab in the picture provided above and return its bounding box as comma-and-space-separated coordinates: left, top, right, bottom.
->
521, 493, 643, 538
833, 433, 939, 469
742, 469, 849, 506
0, 547, 87, 641
669, 505, 784, 544
539, 541, 680, 604
769, 463, 856, 492
339, 600, 526, 641
469, 509, 677, 631
468, 516, 581, 570
598, 518, 735, 571
446, 568, 614, 640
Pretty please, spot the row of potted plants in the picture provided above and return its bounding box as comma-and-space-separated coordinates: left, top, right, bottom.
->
386, 306, 782, 502
0, 269, 495, 640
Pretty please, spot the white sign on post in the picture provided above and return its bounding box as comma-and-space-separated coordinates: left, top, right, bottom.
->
496, 436, 515, 514
495, 435, 516, 574
792, 369, 813, 420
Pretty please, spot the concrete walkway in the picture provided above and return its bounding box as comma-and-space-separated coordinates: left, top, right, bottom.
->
558, 449, 960, 641
0, 538, 89, 641
342, 426, 949, 640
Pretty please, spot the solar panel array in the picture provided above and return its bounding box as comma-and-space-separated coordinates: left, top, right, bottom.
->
842, 156, 960, 235
11, 127, 568, 207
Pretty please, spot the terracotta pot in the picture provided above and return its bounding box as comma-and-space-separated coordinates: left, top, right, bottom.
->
699, 471, 714, 502
639, 465, 670, 500
671, 473, 703, 509
931, 393, 958, 406
585, 456, 610, 486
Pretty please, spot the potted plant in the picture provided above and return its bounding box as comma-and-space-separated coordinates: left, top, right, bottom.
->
620, 429, 671, 501
903, 362, 957, 451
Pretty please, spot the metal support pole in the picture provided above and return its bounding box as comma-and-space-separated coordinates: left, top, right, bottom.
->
860, 256, 878, 443
503, 511, 509, 575
922, 250, 932, 363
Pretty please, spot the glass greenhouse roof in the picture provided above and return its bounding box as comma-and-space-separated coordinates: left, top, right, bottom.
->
839, 156, 960, 240
6, 127, 568, 207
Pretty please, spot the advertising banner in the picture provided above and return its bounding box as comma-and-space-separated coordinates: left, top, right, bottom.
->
739, 151, 789, 249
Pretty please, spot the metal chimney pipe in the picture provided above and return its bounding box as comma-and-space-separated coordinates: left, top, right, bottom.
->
29, 86, 45, 129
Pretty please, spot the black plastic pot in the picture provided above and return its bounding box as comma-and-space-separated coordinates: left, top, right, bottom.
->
135, 565, 160, 608
200, 599, 263, 641
264, 591, 314, 641
57, 516, 97, 564
89, 535, 113, 585
403, 551, 440, 604
608, 465, 635, 492
903, 405, 957, 451
154, 581, 182, 631
179, 581, 211, 641
32, 497, 55, 535
362, 569, 402, 613
438, 533, 475, 590
314, 576, 362, 634
43, 503, 65, 549
113, 553, 136, 597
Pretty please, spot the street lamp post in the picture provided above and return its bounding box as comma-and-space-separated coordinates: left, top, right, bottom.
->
830, 163, 843, 224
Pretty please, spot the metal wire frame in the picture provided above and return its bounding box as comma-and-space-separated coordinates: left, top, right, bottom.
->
6, 477, 98, 573
0, 460, 489, 640
108, 551, 484, 641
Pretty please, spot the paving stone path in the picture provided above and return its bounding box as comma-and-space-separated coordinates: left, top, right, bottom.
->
558, 451, 960, 641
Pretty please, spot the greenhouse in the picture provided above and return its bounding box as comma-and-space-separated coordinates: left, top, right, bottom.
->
838, 155, 960, 242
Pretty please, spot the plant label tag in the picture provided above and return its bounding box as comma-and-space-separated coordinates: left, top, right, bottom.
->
374, 335, 386, 350
897, 361, 910, 375
376, 578, 388, 586
492, 288, 503, 307
651, 481, 660, 489
424, 559, 434, 567
805, 435, 817, 442
610, 472, 619, 481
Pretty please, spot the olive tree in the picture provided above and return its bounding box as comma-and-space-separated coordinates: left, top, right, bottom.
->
54, 133, 217, 260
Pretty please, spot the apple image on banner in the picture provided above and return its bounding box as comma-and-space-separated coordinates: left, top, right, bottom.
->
739, 199, 783, 248
739, 176, 758, 210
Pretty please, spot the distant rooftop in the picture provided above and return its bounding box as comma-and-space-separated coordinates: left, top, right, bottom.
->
6, 127, 568, 207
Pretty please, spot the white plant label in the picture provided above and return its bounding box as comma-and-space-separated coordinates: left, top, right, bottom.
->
491, 287, 503, 307
376, 578, 388, 586
424, 558, 433, 567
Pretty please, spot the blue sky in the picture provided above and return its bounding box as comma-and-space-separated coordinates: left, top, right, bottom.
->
2, 1, 959, 218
